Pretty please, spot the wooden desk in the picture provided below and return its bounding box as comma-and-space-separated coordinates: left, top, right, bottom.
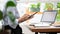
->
27, 26, 60, 34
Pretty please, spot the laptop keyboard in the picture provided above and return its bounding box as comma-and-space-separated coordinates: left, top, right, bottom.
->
30, 22, 51, 27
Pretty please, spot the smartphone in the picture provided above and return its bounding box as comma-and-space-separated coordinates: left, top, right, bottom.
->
28, 12, 38, 18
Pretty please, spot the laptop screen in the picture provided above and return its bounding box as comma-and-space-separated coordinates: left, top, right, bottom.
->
41, 10, 57, 23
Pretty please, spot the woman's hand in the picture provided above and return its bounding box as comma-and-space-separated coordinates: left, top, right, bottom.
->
18, 14, 33, 23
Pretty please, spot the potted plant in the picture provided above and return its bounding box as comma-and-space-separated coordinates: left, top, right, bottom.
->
30, 2, 40, 12
44, 3, 53, 10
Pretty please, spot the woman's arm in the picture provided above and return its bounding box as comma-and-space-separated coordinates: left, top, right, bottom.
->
18, 12, 37, 23
18, 14, 30, 23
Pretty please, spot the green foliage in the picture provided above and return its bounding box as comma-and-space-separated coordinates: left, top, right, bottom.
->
57, 2, 60, 8
0, 10, 3, 20
31, 4, 36, 8
6, 1, 16, 9
7, 11, 15, 23
58, 9, 60, 14
45, 3, 53, 10
31, 2, 40, 8
30, 2, 40, 12
37, 2, 40, 8
56, 14, 60, 21
56, 2, 60, 21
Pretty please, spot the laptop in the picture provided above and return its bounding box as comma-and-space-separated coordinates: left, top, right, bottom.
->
34, 10, 57, 27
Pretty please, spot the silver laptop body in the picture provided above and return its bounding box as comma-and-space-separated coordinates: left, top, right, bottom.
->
34, 10, 57, 27
40, 10, 57, 24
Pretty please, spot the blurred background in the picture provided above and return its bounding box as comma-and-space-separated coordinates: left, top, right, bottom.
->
0, 0, 60, 34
